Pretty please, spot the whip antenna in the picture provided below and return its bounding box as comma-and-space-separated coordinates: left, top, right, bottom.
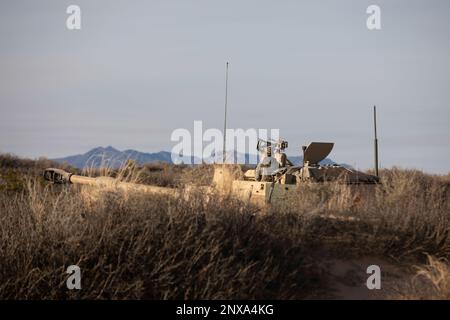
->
222, 62, 229, 164
373, 105, 379, 177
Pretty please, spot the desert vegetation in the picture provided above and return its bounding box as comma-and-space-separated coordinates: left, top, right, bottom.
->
0, 153, 449, 299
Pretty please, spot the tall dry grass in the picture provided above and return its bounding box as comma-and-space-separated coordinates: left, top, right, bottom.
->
0, 179, 320, 299
278, 168, 450, 261
391, 255, 450, 300
0, 155, 449, 299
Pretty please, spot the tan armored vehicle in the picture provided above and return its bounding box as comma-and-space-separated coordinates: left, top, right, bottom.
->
43, 140, 379, 207
212, 140, 378, 205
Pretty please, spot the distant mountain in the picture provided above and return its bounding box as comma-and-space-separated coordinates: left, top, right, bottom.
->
52, 146, 349, 169
52, 146, 175, 169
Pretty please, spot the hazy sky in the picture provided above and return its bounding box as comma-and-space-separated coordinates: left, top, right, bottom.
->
0, 0, 449, 173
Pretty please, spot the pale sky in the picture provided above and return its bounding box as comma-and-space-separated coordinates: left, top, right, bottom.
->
0, 0, 449, 173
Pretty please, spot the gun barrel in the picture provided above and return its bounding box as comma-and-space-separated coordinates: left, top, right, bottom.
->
70, 174, 97, 185
43, 168, 177, 196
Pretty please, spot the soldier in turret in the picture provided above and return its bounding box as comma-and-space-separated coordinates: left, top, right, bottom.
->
255, 146, 279, 182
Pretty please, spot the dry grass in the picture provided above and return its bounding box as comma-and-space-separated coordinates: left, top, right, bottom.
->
82, 161, 215, 188
0, 181, 319, 299
0, 154, 449, 299
391, 255, 450, 300
279, 168, 450, 260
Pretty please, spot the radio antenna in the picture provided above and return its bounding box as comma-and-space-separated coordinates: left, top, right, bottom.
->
373, 105, 379, 177
222, 62, 229, 164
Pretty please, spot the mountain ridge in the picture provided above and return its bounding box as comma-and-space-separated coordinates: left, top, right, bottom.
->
52, 146, 345, 169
